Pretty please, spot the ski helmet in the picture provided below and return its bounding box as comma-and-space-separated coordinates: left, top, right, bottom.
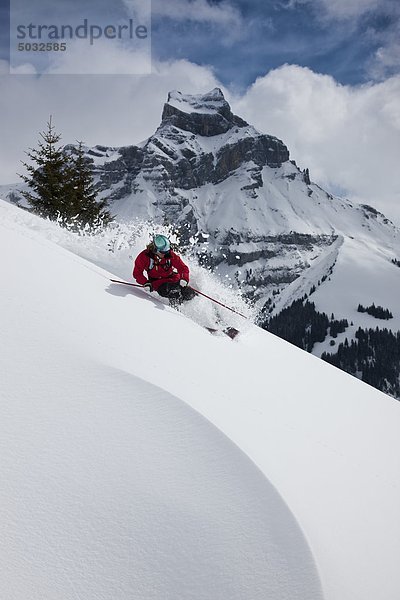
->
153, 234, 170, 253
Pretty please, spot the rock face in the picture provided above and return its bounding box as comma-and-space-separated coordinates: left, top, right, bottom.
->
91, 88, 289, 204
161, 89, 248, 136
61, 88, 400, 311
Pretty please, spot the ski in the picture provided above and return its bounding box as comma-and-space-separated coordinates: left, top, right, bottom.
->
110, 279, 240, 339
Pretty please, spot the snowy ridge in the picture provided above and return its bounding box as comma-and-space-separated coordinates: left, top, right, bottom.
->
166, 88, 228, 114
272, 234, 344, 313
2, 199, 400, 600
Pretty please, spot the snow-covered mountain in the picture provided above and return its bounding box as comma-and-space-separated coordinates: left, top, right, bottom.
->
59, 88, 400, 328
5, 88, 400, 394
1, 198, 400, 600
7, 88, 400, 315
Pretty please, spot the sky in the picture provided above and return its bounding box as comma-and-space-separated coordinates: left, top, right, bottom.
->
0, 0, 399, 223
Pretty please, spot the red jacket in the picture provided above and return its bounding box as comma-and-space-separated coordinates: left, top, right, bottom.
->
133, 249, 190, 291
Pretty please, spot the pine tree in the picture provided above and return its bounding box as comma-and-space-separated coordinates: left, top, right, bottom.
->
19, 119, 113, 230
66, 141, 113, 230
19, 116, 70, 220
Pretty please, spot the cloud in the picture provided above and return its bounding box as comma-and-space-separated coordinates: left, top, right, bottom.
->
286, 0, 380, 20
44, 39, 152, 75
369, 38, 400, 80
375, 39, 400, 69
149, 0, 243, 27
366, 3, 400, 80
232, 64, 400, 224
318, 0, 379, 19
286, 0, 400, 83
9, 63, 39, 75
146, 0, 246, 46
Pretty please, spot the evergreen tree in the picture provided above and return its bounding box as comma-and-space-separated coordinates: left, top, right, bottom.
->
20, 120, 113, 230
19, 116, 70, 220
357, 303, 393, 320
66, 141, 113, 229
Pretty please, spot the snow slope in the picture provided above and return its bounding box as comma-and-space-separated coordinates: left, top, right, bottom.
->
1, 200, 400, 600
311, 235, 400, 354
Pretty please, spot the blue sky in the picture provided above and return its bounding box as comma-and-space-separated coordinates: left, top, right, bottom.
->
151, 0, 380, 88
1, 0, 399, 85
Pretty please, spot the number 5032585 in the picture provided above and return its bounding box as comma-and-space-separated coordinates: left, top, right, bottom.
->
18, 43, 67, 51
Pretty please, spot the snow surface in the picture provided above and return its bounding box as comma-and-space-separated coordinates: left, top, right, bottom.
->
1, 200, 400, 600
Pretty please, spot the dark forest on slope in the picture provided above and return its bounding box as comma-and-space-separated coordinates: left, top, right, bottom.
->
262, 300, 400, 399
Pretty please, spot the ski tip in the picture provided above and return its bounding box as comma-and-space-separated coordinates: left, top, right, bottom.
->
109, 279, 143, 288
205, 327, 219, 334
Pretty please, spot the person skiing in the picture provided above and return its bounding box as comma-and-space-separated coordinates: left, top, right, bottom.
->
133, 234, 196, 305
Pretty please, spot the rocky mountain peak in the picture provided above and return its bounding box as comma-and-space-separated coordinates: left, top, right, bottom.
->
161, 88, 248, 136
67, 88, 291, 214
166, 87, 228, 113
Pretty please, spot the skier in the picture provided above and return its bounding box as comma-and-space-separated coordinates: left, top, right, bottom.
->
133, 234, 196, 305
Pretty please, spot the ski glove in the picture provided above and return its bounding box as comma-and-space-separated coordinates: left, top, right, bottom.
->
143, 282, 153, 292
179, 279, 188, 287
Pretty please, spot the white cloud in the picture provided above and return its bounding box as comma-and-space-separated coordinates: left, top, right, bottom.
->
45, 39, 152, 75
283, 1, 400, 83
318, 0, 379, 19
368, 35, 400, 80
120, 0, 152, 26
9, 63, 38, 75
150, 0, 242, 27
232, 64, 400, 224
287, 0, 380, 20
146, 0, 246, 45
